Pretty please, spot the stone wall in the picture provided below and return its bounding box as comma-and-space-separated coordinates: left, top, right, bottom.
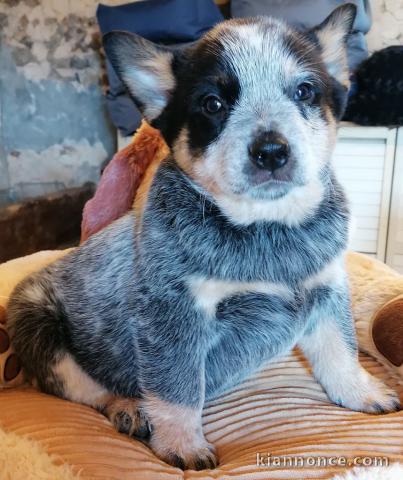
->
0, 0, 124, 207
367, 0, 403, 52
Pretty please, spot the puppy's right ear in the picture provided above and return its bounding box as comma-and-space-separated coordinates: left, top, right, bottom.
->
103, 31, 176, 121
313, 4, 357, 87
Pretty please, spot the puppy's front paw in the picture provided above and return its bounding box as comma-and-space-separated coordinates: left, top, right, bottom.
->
151, 433, 217, 471
330, 369, 401, 414
358, 377, 401, 414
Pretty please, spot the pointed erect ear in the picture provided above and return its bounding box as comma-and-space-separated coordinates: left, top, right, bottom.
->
313, 4, 357, 86
103, 31, 176, 121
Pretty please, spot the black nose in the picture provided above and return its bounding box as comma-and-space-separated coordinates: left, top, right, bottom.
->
249, 132, 290, 171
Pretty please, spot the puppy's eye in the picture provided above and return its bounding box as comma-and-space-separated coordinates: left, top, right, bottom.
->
294, 83, 315, 103
203, 96, 223, 114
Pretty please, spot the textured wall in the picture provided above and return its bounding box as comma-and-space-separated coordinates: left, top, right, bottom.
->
367, 0, 403, 52
0, 0, 124, 207
0, 0, 401, 207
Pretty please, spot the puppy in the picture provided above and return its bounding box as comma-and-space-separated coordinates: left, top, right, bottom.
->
7, 5, 400, 471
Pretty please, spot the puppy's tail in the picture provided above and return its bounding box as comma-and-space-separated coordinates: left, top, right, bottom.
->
6, 270, 67, 394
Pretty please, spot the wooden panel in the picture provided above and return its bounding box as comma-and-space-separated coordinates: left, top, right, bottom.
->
336, 168, 385, 181
352, 239, 378, 253
334, 140, 386, 157
338, 123, 391, 138
342, 180, 383, 194
352, 204, 382, 217
335, 155, 385, 170
354, 217, 380, 230
389, 254, 403, 274
391, 254, 403, 268
362, 253, 377, 259
117, 131, 132, 151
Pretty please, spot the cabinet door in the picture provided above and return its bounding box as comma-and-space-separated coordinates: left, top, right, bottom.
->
386, 128, 403, 273
333, 126, 396, 260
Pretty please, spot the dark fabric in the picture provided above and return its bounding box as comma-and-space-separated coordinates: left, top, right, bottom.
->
97, 0, 223, 136
97, 0, 223, 43
105, 90, 142, 137
344, 46, 403, 126
231, 0, 371, 71
104, 59, 141, 137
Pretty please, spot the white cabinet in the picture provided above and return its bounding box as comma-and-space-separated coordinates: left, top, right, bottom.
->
333, 125, 397, 261
386, 128, 403, 274
117, 131, 132, 151
334, 124, 403, 273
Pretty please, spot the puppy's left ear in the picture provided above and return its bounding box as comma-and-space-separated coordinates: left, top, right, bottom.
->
103, 31, 176, 122
313, 4, 357, 86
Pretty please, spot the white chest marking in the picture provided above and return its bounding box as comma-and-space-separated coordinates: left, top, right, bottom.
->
302, 256, 346, 291
188, 277, 293, 316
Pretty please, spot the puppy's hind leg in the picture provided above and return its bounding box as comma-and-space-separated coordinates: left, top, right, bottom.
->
53, 354, 152, 439
7, 272, 151, 439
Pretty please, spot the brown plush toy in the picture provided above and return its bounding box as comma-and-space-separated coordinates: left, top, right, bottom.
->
347, 252, 403, 380
0, 122, 402, 389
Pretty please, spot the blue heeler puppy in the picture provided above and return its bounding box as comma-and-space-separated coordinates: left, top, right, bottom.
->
7, 4, 400, 471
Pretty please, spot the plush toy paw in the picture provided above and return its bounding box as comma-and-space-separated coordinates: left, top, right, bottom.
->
372, 296, 403, 373
0, 305, 23, 387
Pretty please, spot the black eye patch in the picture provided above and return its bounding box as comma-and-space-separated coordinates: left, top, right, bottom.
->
186, 68, 241, 152
152, 46, 241, 153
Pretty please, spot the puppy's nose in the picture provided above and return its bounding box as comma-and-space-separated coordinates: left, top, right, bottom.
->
249, 132, 290, 171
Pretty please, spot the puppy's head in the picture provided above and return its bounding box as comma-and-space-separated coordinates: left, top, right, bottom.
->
104, 5, 356, 225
